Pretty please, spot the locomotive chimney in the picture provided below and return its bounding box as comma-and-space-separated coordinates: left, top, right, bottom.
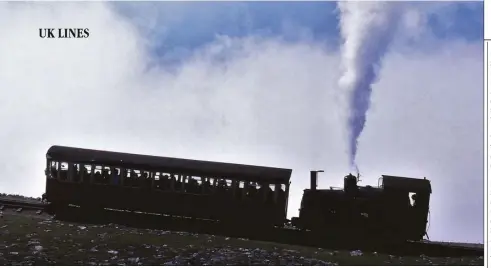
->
310, 170, 324, 190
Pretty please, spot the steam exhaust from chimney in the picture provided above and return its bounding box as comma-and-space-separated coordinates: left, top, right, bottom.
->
337, 2, 402, 172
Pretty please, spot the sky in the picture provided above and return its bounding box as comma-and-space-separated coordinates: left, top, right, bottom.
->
0, 1, 484, 243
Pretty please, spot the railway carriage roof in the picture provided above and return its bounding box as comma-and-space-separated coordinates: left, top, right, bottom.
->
46, 145, 292, 184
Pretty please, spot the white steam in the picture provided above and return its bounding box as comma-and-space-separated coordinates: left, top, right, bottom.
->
337, 2, 402, 171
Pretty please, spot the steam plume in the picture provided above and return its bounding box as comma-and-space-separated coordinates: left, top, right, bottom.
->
337, 2, 401, 172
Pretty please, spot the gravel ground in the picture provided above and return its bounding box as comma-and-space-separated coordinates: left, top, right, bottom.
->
0, 212, 484, 266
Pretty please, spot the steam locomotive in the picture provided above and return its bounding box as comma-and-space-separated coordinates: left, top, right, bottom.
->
43, 145, 431, 242
292, 171, 431, 242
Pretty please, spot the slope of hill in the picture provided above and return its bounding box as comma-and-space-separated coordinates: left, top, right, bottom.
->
0, 212, 484, 266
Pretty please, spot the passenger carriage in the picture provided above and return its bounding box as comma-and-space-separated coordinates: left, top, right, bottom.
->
44, 145, 292, 228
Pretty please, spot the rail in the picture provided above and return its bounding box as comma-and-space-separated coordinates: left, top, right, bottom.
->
0, 198, 46, 209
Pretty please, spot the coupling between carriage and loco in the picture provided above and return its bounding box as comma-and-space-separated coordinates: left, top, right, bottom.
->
41, 145, 432, 241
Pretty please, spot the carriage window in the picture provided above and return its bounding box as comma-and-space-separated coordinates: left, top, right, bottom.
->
159, 172, 170, 179
409, 192, 416, 207
275, 184, 287, 204
109, 167, 121, 186
141, 171, 150, 180
81, 165, 92, 183
93, 165, 106, 184
83, 165, 92, 174
215, 179, 229, 194
47, 161, 58, 179
175, 174, 185, 192
168, 173, 176, 191
126, 169, 141, 187
59, 162, 69, 181
260, 183, 274, 203
247, 182, 260, 199
155, 172, 169, 191
185, 175, 200, 194
103, 166, 111, 181
236, 181, 244, 195
230, 179, 241, 198
147, 171, 157, 189
132, 169, 140, 179
141, 171, 152, 189
69, 163, 81, 183
123, 169, 133, 187
199, 177, 211, 194
240, 181, 249, 197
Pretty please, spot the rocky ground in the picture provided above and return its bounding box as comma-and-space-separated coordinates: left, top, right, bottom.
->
0, 211, 484, 266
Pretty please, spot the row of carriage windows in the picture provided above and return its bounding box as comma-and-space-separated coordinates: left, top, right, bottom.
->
46, 161, 287, 204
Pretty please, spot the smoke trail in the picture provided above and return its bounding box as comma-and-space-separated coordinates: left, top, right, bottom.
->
337, 2, 402, 171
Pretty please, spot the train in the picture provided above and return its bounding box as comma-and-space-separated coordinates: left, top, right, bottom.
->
43, 145, 432, 242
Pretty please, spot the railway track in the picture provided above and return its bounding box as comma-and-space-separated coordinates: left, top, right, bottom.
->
0, 197, 484, 258
0, 197, 46, 212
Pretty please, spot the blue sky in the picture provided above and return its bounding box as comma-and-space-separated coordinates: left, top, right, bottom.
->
115, 1, 483, 64
425, 2, 482, 40
0, 2, 484, 243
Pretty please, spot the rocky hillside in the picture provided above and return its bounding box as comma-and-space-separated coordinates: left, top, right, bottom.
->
0, 212, 484, 266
